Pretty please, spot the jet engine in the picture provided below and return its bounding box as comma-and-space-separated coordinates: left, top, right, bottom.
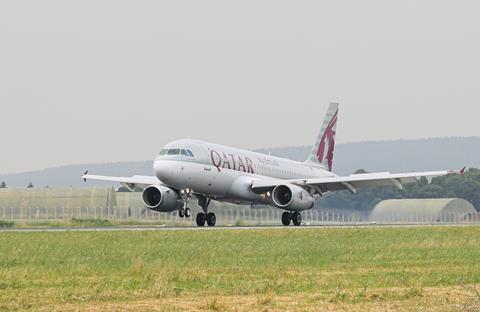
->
272, 184, 315, 211
142, 185, 183, 212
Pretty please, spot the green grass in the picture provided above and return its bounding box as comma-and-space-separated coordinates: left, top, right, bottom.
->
0, 227, 480, 311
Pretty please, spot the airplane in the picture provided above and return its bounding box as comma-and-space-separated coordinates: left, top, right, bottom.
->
82, 103, 463, 227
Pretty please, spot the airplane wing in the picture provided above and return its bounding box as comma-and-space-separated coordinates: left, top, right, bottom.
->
81, 171, 161, 190
252, 169, 464, 195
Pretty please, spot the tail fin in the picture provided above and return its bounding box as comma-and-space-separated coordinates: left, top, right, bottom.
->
305, 103, 339, 171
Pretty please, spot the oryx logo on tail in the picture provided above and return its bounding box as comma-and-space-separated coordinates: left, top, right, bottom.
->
316, 110, 337, 171
305, 102, 339, 172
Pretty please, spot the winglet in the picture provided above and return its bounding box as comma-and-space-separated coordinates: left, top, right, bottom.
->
460, 167, 466, 177
82, 170, 89, 182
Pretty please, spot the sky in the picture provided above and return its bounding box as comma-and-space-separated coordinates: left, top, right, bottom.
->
0, 0, 479, 174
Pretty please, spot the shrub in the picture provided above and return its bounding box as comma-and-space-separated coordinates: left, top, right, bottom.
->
0, 220, 15, 228
71, 218, 112, 227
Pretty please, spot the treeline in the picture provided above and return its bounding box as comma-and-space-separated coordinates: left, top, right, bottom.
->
316, 168, 480, 211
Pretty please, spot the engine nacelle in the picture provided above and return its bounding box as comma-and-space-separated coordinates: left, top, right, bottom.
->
272, 184, 315, 211
142, 185, 183, 212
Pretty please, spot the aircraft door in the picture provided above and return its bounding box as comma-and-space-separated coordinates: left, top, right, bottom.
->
190, 144, 219, 193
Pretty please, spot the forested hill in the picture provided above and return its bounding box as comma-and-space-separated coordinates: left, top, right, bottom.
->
1, 137, 479, 188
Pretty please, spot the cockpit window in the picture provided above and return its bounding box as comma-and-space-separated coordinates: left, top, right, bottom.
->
159, 148, 194, 157
167, 149, 180, 155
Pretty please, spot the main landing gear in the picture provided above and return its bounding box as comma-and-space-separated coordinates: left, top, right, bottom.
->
196, 196, 215, 227
282, 211, 302, 226
178, 188, 193, 218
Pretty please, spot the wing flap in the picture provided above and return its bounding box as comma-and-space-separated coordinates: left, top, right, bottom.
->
250, 179, 282, 194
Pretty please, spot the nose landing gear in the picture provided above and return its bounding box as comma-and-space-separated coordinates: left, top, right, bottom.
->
178, 188, 193, 218
178, 207, 191, 218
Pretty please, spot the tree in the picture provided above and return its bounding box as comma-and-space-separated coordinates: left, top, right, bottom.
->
0, 182, 6, 188
117, 186, 144, 192
117, 186, 131, 192
354, 169, 369, 174
415, 184, 445, 199
27, 182, 34, 188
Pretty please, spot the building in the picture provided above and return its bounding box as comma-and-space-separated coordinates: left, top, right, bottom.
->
370, 198, 477, 223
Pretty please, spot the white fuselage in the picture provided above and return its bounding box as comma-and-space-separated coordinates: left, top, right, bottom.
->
153, 139, 336, 205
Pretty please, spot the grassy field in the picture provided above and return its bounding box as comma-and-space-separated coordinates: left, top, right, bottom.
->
1, 227, 480, 311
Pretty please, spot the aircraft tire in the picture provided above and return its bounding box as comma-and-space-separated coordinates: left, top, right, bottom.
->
184, 208, 191, 218
281, 212, 291, 226
206, 212, 216, 227
196, 213, 205, 226
178, 209, 185, 218
292, 212, 302, 226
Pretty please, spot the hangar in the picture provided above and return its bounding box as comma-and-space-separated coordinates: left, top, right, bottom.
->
370, 198, 477, 223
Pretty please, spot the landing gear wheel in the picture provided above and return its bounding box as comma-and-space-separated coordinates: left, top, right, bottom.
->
178, 209, 185, 218
292, 212, 302, 226
184, 208, 191, 218
282, 212, 292, 226
206, 212, 216, 227
196, 213, 205, 227
197, 196, 213, 226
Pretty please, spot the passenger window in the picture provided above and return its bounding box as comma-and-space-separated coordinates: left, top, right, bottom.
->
181, 149, 188, 156
159, 149, 168, 155
186, 150, 194, 157
167, 149, 180, 155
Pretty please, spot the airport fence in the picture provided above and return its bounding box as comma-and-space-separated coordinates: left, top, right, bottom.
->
1, 204, 479, 226
0, 188, 479, 226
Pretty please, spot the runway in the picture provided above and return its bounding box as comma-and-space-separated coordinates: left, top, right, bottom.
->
0, 223, 478, 233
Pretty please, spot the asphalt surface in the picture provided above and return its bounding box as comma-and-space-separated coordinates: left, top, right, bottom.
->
0, 223, 478, 232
